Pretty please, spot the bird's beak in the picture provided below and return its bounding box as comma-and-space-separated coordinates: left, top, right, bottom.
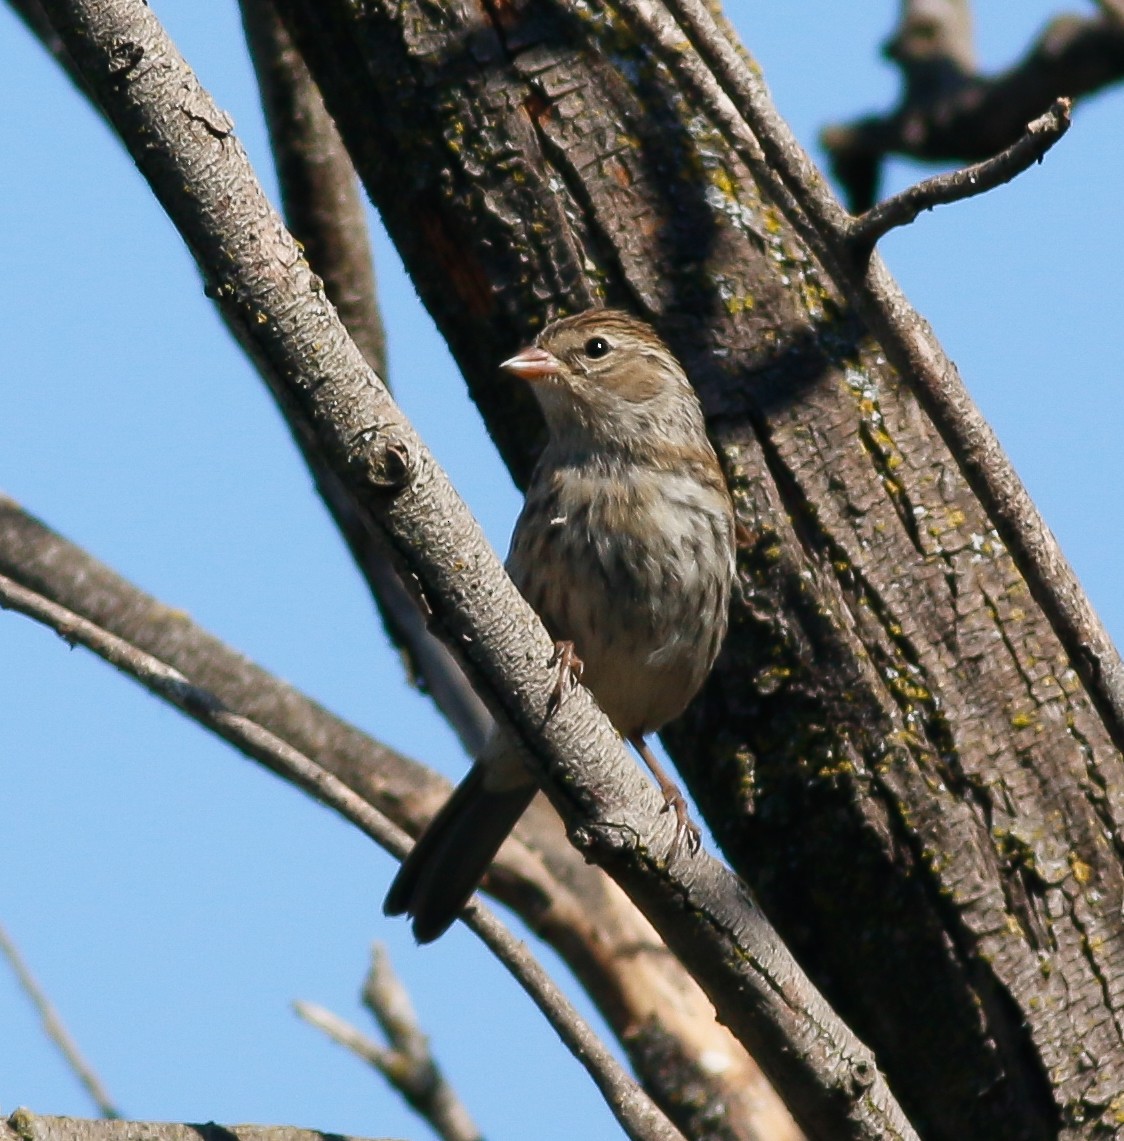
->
500, 346, 561, 382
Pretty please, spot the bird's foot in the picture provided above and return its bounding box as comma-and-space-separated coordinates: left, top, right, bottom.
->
632, 736, 701, 856
661, 785, 702, 856
547, 640, 584, 716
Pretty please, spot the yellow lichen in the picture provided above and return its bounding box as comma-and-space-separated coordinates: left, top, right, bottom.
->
1069, 852, 1094, 886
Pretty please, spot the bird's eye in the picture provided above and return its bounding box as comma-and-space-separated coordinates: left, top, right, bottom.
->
583, 336, 611, 359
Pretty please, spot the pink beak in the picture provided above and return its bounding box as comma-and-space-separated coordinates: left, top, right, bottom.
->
500, 345, 561, 381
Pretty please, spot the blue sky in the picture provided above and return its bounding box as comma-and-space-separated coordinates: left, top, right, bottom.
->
2, 3, 1119, 1138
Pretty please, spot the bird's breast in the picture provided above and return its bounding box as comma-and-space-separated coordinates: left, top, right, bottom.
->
508, 460, 734, 736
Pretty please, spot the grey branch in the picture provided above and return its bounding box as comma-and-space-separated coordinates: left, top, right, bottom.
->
1, 1112, 385, 1141
29, 0, 914, 1137
823, 10, 1124, 211
238, 0, 387, 379
843, 96, 1072, 253
241, 0, 494, 758
0, 924, 121, 1119
295, 1001, 480, 1141
294, 943, 480, 1141
0, 496, 793, 1141
0, 568, 682, 1141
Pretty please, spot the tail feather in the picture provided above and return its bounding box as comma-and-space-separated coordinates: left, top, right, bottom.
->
384, 763, 536, 943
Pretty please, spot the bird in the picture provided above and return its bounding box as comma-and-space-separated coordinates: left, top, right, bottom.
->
384, 308, 736, 942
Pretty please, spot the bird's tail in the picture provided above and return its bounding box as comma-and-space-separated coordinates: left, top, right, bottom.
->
383, 762, 536, 943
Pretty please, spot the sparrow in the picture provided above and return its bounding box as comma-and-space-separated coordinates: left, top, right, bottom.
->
384, 309, 736, 942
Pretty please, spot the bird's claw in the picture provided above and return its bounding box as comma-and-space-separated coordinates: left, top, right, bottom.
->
662, 789, 702, 856
547, 640, 584, 716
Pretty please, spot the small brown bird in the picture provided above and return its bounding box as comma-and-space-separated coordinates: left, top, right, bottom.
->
384, 309, 736, 942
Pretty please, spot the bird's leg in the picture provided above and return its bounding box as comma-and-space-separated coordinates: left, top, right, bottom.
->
547, 640, 584, 715
630, 736, 701, 855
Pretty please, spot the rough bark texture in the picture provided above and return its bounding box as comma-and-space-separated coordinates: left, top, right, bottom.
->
267, 2, 1124, 1138
2, 1114, 383, 1141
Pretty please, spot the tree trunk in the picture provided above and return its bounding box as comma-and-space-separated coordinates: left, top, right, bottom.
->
270, 2, 1124, 1138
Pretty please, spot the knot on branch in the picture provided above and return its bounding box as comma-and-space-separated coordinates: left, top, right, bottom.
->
107, 38, 144, 79
350, 429, 414, 493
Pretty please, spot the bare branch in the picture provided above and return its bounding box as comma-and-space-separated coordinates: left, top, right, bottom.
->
824, 13, 1124, 211
239, 0, 493, 759
298, 1003, 450, 1121
461, 903, 686, 1141
295, 1002, 394, 1071
0, 496, 793, 1141
238, 0, 386, 379
11, 0, 491, 764
0, 567, 682, 1141
2, 1113, 375, 1141
0, 570, 380, 818
0, 924, 121, 1119
360, 945, 429, 1073
296, 944, 481, 1141
844, 97, 1072, 253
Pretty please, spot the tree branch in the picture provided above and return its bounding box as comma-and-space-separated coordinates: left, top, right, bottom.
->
0, 568, 682, 1141
0, 924, 121, 1120
240, 0, 494, 759
294, 944, 480, 1141
28, 1, 915, 1137
238, 0, 386, 378
655, 0, 1124, 766
0, 496, 795, 1141
843, 96, 1071, 254
823, 11, 1124, 211
163, 0, 1124, 1134
295, 1001, 479, 1141
2, 1112, 371, 1141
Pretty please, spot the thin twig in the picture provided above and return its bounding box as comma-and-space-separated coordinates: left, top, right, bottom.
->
462, 902, 683, 1137
0, 571, 683, 1141
295, 1001, 397, 1071
844, 97, 1072, 254
295, 944, 482, 1141
0, 923, 121, 1119
823, 13, 1124, 211
361, 944, 427, 1068
295, 990, 481, 1141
